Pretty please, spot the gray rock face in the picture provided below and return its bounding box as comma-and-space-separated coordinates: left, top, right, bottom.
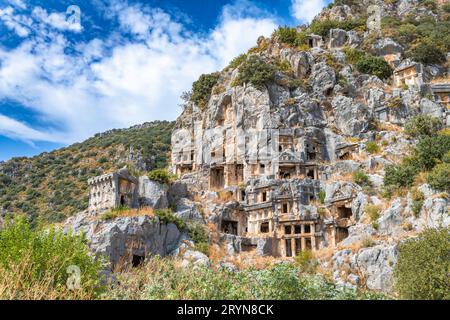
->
332, 96, 370, 136
280, 49, 314, 78
420, 98, 443, 119
181, 249, 210, 268
309, 62, 336, 96
64, 213, 185, 267
373, 38, 403, 56
174, 198, 203, 222
352, 192, 368, 221
329, 29, 348, 48
138, 176, 168, 209
356, 244, 398, 292
378, 198, 404, 236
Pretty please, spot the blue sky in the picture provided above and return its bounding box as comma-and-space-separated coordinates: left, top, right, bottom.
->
0, 0, 331, 161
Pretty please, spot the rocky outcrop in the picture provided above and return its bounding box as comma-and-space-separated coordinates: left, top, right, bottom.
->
64, 213, 186, 267
138, 176, 169, 209
332, 96, 370, 136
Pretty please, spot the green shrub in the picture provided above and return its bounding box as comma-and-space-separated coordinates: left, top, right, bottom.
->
187, 222, 209, 245
273, 26, 308, 47
225, 54, 247, 71
106, 257, 384, 300
343, 47, 365, 65
355, 55, 392, 80
407, 40, 446, 64
353, 170, 370, 186
361, 236, 375, 248
414, 135, 450, 171
294, 250, 318, 274
365, 204, 380, 222
405, 115, 443, 138
236, 56, 275, 89
191, 73, 220, 109
394, 227, 450, 299
155, 209, 186, 231
0, 218, 104, 299
384, 164, 418, 188
309, 18, 366, 38
443, 3, 450, 13
365, 141, 380, 154
318, 190, 326, 204
148, 168, 175, 184
427, 163, 450, 192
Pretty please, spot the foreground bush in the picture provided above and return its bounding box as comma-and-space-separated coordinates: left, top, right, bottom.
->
394, 227, 450, 300
0, 218, 104, 299
106, 257, 385, 300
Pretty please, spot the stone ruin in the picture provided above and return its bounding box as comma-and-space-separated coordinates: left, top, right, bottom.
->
87, 167, 138, 215
171, 91, 363, 258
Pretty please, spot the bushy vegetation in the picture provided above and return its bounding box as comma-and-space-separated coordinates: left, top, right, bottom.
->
355, 55, 392, 80
383, 15, 450, 65
365, 141, 381, 154
427, 163, 450, 192
154, 209, 186, 231
309, 18, 366, 38
384, 162, 418, 189
225, 54, 247, 71
0, 121, 174, 224
235, 56, 276, 89
353, 170, 370, 186
384, 116, 449, 192
408, 40, 446, 65
318, 189, 326, 204
191, 73, 220, 109
106, 257, 385, 300
394, 227, 450, 300
0, 218, 104, 299
294, 250, 318, 274
405, 115, 443, 138
187, 222, 210, 255
273, 26, 307, 47
343, 46, 392, 79
147, 168, 175, 184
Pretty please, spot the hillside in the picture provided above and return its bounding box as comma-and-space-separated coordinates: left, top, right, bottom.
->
0, 121, 174, 223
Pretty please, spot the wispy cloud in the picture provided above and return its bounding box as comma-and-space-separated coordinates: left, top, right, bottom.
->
0, 0, 278, 145
291, 0, 328, 23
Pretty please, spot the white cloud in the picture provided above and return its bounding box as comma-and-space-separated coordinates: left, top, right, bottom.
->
32, 7, 82, 32
0, 6, 32, 37
0, 0, 278, 145
291, 0, 327, 22
0, 114, 61, 144
7, 0, 27, 10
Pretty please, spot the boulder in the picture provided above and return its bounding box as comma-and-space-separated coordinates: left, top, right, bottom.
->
356, 244, 398, 292
378, 198, 404, 236
174, 198, 203, 222
309, 62, 336, 96
332, 95, 370, 136
328, 29, 348, 48
138, 176, 168, 209
181, 249, 210, 268
373, 38, 403, 56
64, 214, 185, 267
420, 98, 444, 119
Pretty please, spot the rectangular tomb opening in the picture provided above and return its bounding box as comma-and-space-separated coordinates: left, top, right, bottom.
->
336, 227, 349, 243
210, 167, 225, 190
337, 206, 352, 219
221, 220, 238, 235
